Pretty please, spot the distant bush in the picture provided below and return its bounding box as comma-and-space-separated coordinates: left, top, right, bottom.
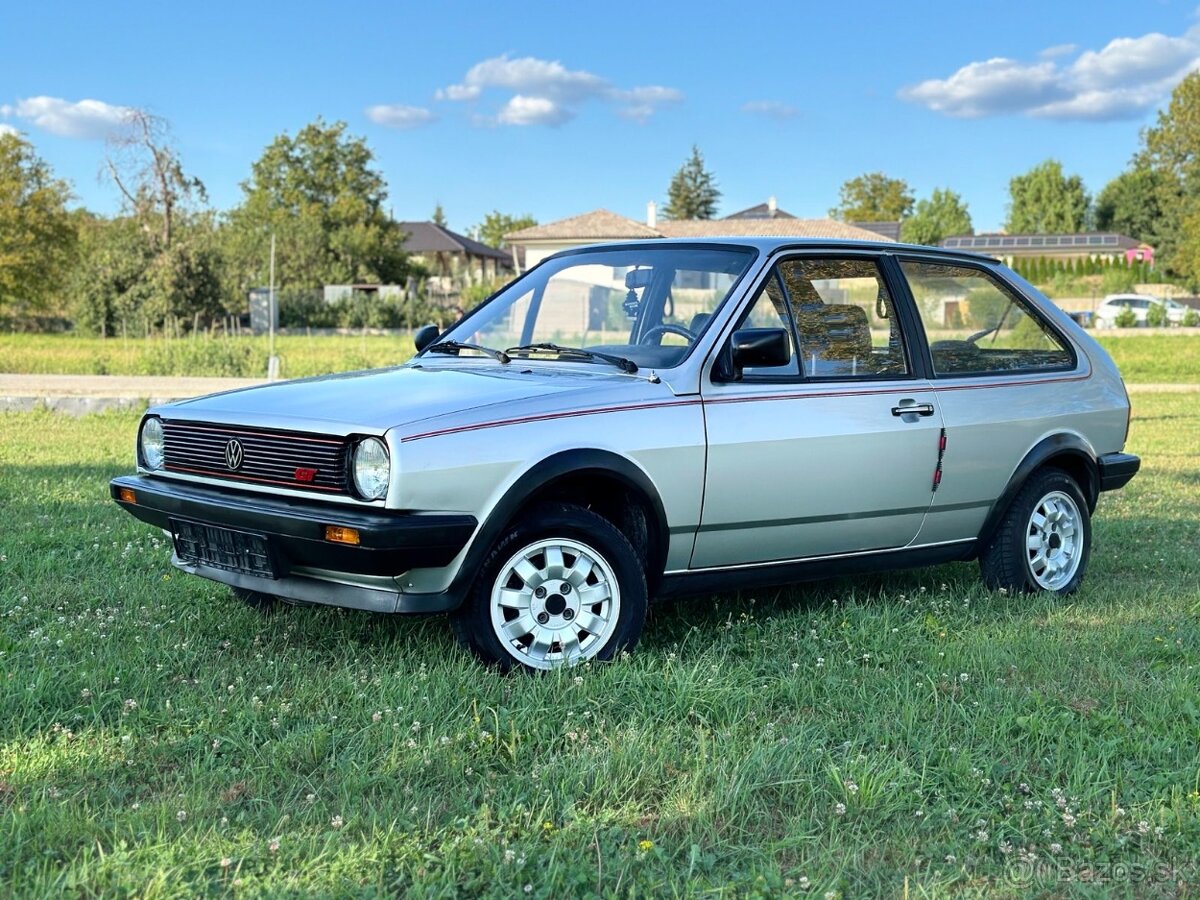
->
1183, 307, 1200, 327
1101, 265, 1138, 295
1114, 306, 1138, 328
1145, 301, 1169, 328
278, 290, 440, 330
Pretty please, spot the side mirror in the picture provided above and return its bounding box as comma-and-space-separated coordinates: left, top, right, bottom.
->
726, 327, 791, 379
414, 324, 440, 352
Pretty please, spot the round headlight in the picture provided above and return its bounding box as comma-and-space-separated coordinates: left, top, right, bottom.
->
140, 417, 165, 470
352, 437, 390, 500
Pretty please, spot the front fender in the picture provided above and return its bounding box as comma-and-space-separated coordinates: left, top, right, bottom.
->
441, 448, 670, 602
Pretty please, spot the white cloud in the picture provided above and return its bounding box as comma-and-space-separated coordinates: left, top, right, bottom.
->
614, 85, 683, 122
440, 55, 608, 103
9, 96, 133, 138
741, 100, 799, 120
900, 24, 1200, 121
432, 54, 683, 126
1039, 43, 1078, 60
0, 123, 19, 137
900, 58, 1067, 117
435, 84, 481, 101
496, 95, 573, 126
365, 104, 437, 129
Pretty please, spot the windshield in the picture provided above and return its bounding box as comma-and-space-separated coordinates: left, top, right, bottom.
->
429, 245, 757, 370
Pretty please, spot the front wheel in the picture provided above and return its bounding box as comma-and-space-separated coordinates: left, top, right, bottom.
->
980, 467, 1092, 595
451, 503, 648, 671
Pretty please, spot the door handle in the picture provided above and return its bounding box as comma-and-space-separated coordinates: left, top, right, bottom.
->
892, 402, 935, 418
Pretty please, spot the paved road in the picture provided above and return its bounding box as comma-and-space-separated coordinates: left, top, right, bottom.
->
0, 372, 1195, 415
0, 374, 268, 414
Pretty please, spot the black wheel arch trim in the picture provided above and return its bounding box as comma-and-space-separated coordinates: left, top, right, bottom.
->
975, 434, 1099, 551
445, 449, 670, 602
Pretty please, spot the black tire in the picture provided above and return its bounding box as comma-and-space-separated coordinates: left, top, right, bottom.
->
451, 502, 648, 672
979, 467, 1092, 595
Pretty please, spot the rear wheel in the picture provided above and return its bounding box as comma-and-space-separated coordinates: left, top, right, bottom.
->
980, 467, 1091, 595
451, 503, 648, 672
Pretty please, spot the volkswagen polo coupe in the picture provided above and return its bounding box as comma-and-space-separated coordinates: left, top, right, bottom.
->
111, 239, 1140, 671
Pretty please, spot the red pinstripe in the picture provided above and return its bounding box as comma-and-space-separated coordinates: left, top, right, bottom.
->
399, 371, 1091, 442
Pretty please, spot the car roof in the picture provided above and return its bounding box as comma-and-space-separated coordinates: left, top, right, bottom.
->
549, 236, 1000, 265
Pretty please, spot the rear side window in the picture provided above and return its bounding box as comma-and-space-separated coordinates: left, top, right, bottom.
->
900, 261, 1073, 377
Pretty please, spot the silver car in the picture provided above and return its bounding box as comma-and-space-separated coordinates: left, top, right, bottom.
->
112, 239, 1140, 671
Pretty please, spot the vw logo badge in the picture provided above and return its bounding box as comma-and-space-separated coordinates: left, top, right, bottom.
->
225, 439, 244, 471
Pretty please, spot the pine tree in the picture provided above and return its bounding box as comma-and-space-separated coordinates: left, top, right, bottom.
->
662, 146, 721, 220
432, 203, 448, 228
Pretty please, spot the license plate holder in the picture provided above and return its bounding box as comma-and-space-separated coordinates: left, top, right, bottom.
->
170, 518, 278, 579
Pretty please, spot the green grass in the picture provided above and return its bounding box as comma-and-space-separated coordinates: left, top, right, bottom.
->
0, 331, 1199, 383
1092, 334, 1200, 384
0, 333, 416, 379
1, 397, 1198, 896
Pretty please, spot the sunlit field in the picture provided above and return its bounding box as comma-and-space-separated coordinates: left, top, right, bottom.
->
0, 331, 1198, 383
0, 394, 1197, 895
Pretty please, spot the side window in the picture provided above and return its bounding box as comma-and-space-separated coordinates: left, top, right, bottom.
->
901, 261, 1073, 376
776, 258, 909, 379
734, 272, 799, 376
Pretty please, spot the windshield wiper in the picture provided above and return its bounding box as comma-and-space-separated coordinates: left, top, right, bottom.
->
506, 342, 639, 374
426, 340, 510, 364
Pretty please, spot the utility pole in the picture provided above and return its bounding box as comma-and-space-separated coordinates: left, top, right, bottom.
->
267, 233, 280, 380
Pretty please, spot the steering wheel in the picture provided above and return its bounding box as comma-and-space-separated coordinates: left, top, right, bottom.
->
639, 323, 696, 345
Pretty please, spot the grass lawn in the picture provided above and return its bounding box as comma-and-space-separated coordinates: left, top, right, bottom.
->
1, 395, 1198, 896
0, 331, 1199, 383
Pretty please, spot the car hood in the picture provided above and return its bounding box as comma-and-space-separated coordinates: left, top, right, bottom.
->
158, 363, 654, 435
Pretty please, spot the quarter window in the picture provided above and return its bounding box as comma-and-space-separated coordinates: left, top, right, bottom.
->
901, 261, 1073, 376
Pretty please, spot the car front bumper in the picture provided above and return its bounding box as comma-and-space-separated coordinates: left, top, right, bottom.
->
110, 475, 476, 613
1097, 452, 1140, 493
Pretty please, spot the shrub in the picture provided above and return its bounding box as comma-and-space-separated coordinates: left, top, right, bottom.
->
1182, 307, 1200, 327
1114, 306, 1138, 328
1145, 301, 1169, 328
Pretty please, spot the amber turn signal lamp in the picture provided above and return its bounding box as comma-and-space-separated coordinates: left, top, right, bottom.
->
118, 488, 137, 504
324, 525, 360, 545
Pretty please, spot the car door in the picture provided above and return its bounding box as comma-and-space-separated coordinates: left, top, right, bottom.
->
692, 254, 944, 569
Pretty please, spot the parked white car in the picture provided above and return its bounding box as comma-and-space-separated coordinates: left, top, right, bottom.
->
112, 239, 1140, 671
1095, 293, 1188, 327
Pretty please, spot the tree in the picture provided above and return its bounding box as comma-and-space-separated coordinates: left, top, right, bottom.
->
1140, 72, 1200, 283
662, 146, 720, 220
105, 109, 206, 251
472, 210, 537, 248
899, 188, 972, 246
223, 119, 409, 300
432, 203, 448, 228
1005, 160, 1089, 233
0, 132, 76, 318
80, 109, 223, 334
1094, 166, 1162, 241
829, 172, 913, 222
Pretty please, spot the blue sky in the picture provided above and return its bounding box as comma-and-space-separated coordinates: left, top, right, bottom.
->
2, 0, 1197, 233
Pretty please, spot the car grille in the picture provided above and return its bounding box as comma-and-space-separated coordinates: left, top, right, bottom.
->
162, 421, 350, 494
